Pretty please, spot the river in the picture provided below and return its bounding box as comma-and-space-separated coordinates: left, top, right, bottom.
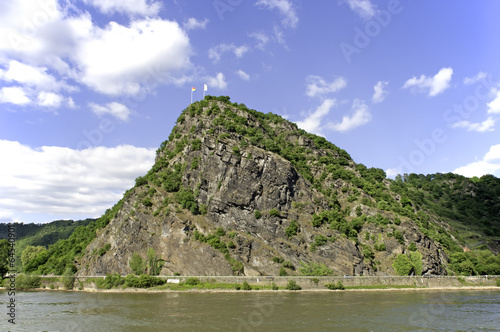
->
1, 289, 499, 331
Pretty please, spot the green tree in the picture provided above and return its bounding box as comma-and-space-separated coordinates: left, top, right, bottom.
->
392, 254, 413, 276
21, 245, 46, 268
129, 252, 145, 275
0, 239, 9, 278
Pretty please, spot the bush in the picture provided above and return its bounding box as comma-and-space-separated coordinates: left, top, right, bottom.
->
285, 280, 301, 290
184, 277, 200, 286
61, 267, 75, 290
279, 267, 288, 276
15, 274, 41, 290
269, 209, 280, 217
215, 227, 226, 237
96, 273, 124, 289
254, 210, 262, 219
325, 281, 345, 290
130, 253, 145, 275
496, 279, 500, 287
271, 282, 278, 290
392, 254, 413, 276
285, 220, 299, 238
242, 281, 252, 290
299, 262, 333, 276
282, 260, 295, 269
272, 256, 284, 264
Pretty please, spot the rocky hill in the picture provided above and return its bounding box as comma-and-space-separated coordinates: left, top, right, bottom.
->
22, 96, 500, 277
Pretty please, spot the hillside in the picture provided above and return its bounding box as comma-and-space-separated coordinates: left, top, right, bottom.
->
20, 96, 500, 277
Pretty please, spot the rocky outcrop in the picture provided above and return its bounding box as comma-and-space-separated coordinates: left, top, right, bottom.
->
77, 99, 450, 277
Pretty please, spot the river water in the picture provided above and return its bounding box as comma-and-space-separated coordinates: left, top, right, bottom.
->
1, 289, 499, 331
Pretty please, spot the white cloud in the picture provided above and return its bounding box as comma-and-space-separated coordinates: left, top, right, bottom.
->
236, 70, 250, 81
372, 81, 388, 103
487, 88, 500, 114
82, 0, 161, 16
0, 2, 193, 98
464, 71, 487, 85
0, 60, 67, 91
402, 67, 453, 97
451, 116, 496, 133
256, 0, 299, 28
183, 18, 209, 30
75, 19, 192, 96
344, 0, 377, 19
208, 43, 250, 63
89, 102, 132, 121
37, 91, 63, 107
306, 75, 347, 98
0, 86, 31, 105
385, 168, 401, 179
0, 140, 156, 222
327, 99, 371, 132
296, 99, 336, 135
453, 144, 500, 178
249, 32, 270, 50
206, 72, 227, 90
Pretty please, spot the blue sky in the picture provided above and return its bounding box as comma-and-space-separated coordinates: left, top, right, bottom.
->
1, 0, 500, 224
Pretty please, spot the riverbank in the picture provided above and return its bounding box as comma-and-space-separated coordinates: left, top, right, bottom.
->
2, 285, 499, 294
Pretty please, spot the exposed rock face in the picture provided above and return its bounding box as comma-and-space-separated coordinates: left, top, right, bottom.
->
77, 99, 448, 277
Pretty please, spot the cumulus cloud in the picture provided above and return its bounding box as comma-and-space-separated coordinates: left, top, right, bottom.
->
0, 2, 193, 101
183, 18, 209, 30
306, 75, 347, 98
208, 43, 250, 63
344, 0, 377, 19
256, 0, 299, 28
37, 91, 63, 107
487, 88, 500, 114
327, 99, 371, 132
453, 144, 500, 178
236, 70, 250, 81
0, 86, 31, 105
89, 102, 132, 121
372, 81, 388, 103
295, 99, 336, 135
0, 140, 156, 223
82, 0, 161, 16
451, 116, 496, 133
75, 19, 192, 96
206, 72, 227, 90
402, 67, 453, 97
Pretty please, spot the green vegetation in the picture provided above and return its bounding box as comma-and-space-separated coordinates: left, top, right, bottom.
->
299, 262, 333, 276
392, 252, 423, 276
285, 280, 301, 290
325, 281, 345, 290
285, 220, 299, 238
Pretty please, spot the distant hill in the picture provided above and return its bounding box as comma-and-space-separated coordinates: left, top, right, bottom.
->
20, 96, 500, 277
0, 219, 95, 270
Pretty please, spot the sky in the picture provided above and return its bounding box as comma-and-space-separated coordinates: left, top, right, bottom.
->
1, 0, 500, 224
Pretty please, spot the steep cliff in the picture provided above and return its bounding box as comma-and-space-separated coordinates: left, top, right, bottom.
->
76, 97, 452, 277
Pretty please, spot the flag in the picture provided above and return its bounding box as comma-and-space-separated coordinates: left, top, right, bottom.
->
204, 84, 207, 92
192, 87, 196, 92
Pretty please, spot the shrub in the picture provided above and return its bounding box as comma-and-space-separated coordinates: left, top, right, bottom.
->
130, 253, 145, 275
285, 280, 301, 290
392, 254, 413, 276
374, 243, 386, 251
242, 281, 252, 290
96, 273, 124, 289
496, 279, 500, 287
299, 262, 333, 276
184, 277, 200, 286
98, 243, 111, 256
325, 281, 345, 290
254, 210, 262, 219
282, 260, 295, 269
408, 242, 418, 251
142, 198, 153, 207
269, 209, 280, 217
61, 267, 75, 290
272, 256, 284, 264
15, 274, 41, 290
279, 267, 288, 276
271, 282, 278, 290
215, 227, 226, 237
285, 220, 299, 238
